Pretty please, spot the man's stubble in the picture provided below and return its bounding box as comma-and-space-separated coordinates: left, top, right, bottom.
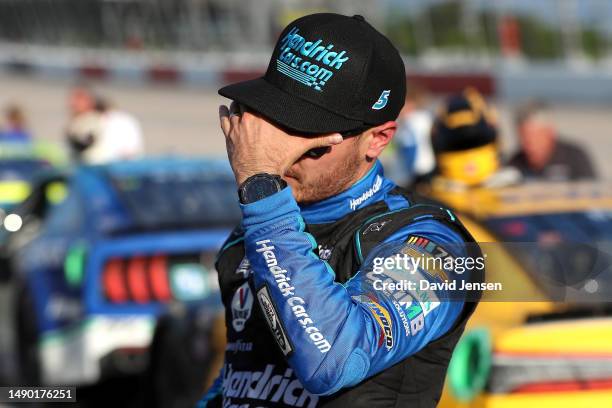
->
292, 148, 364, 205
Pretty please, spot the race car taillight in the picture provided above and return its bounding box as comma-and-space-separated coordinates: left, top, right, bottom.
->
126, 256, 150, 303
149, 255, 171, 302
103, 258, 129, 303
101, 254, 214, 304
488, 352, 612, 394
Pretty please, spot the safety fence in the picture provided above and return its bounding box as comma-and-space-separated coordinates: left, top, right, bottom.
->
0, 0, 610, 61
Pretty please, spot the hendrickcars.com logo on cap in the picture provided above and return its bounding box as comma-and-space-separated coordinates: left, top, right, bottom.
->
276, 26, 350, 92
218, 13, 406, 134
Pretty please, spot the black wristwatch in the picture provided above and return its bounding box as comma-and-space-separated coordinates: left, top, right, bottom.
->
238, 173, 287, 204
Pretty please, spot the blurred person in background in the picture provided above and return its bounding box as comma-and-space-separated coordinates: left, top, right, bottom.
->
0, 104, 32, 142
94, 97, 144, 160
394, 83, 436, 184
68, 84, 96, 118
65, 86, 144, 164
430, 88, 520, 191
509, 101, 596, 181
65, 85, 101, 160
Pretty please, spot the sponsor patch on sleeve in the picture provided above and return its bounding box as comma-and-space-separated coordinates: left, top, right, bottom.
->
404, 235, 455, 281
353, 294, 394, 350
257, 285, 294, 356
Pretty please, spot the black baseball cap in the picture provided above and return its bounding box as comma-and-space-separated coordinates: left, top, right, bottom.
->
219, 13, 406, 134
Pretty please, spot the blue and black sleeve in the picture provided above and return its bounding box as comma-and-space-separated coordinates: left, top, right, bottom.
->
242, 187, 469, 395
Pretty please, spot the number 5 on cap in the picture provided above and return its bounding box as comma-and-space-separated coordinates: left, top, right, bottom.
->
372, 90, 390, 110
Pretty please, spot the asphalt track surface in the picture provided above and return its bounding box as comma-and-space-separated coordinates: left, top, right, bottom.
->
0, 73, 611, 179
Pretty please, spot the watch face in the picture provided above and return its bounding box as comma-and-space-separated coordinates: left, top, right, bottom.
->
240, 175, 285, 204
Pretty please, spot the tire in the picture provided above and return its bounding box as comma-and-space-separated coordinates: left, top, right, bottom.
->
15, 283, 41, 385
0, 255, 12, 283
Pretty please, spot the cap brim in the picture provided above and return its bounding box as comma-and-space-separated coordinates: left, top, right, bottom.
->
218, 78, 364, 134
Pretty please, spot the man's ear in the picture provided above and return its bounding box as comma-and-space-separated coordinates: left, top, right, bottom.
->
364, 121, 397, 160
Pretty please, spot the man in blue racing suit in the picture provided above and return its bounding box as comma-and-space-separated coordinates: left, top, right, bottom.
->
198, 13, 483, 408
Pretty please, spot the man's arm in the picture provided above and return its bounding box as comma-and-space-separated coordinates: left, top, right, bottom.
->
242, 187, 469, 395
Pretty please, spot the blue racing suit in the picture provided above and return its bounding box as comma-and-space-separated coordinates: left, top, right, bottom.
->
199, 160, 479, 407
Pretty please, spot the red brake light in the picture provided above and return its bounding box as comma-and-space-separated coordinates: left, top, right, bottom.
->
103, 259, 128, 303
101, 253, 208, 304
149, 255, 172, 302
126, 256, 150, 303
102, 255, 172, 304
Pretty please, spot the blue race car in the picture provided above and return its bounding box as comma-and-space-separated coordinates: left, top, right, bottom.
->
2, 158, 240, 387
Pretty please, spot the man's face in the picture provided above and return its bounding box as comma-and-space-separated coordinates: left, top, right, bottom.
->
519, 118, 557, 170
285, 134, 366, 204
69, 89, 94, 116
233, 104, 388, 205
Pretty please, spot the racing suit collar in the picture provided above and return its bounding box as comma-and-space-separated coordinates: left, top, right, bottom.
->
299, 160, 396, 224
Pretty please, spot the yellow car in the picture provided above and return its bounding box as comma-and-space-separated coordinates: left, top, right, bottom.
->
432, 182, 612, 408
